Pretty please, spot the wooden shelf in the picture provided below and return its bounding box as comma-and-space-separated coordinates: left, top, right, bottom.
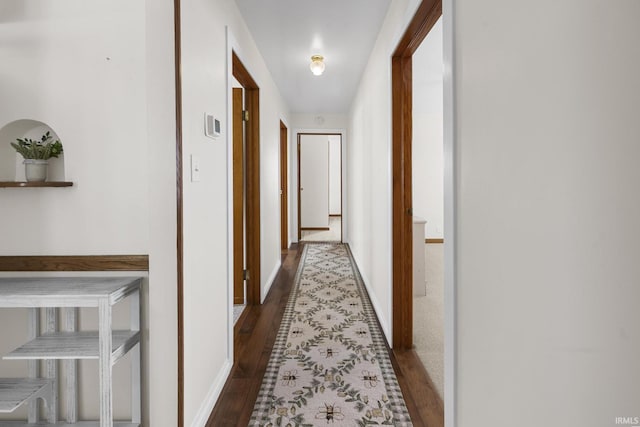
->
4, 331, 139, 362
0, 378, 52, 413
0, 182, 73, 188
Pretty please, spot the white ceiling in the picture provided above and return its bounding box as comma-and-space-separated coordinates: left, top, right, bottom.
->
235, 0, 391, 114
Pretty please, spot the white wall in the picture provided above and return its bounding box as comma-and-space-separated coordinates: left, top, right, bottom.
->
145, 0, 179, 424
329, 136, 342, 215
299, 134, 330, 228
0, 1, 178, 425
290, 113, 348, 130
347, 0, 422, 340
454, 0, 640, 425
179, 0, 290, 424
412, 17, 443, 239
0, 1, 148, 255
350, 0, 640, 425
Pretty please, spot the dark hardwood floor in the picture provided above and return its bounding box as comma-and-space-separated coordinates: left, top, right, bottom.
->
207, 243, 444, 426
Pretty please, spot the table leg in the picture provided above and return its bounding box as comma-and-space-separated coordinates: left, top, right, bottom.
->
98, 299, 113, 427
45, 307, 58, 423
131, 289, 141, 424
65, 307, 78, 423
27, 308, 40, 423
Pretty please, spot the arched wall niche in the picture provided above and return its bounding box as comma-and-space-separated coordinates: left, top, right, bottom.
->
0, 119, 65, 181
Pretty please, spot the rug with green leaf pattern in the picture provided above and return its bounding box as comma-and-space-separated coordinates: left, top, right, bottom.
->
250, 243, 412, 426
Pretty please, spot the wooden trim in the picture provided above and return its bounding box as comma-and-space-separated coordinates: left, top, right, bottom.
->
280, 121, 288, 250
392, 0, 442, 350
232, 52, 258, 89
392, 54, 414, 350
393, 0, 442, 58
0, 255, 149, 272
0, 182, 73, 188
245, 88, 260, 305
300, 227, 330, 231
173, 0, 184, 424
297, 135, 301, 241
425, 238, 444, 244
233, 52, 261, 306
339, 136, 343, 242
327, 135, 344, 241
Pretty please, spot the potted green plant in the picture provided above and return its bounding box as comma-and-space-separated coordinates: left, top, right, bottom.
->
10, 131, 63, 182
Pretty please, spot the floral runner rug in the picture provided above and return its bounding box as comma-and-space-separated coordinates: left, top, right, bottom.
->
250, 243, 412, 426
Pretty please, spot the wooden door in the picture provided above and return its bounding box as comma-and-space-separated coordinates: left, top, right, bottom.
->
233, 88, 244, 304
298, 134, 330, 233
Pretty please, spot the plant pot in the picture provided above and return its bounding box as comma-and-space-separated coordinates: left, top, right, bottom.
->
24, 159, 49, 182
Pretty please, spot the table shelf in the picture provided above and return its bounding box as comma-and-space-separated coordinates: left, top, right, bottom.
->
0, 379, 52, 414
4, 331, 139, 362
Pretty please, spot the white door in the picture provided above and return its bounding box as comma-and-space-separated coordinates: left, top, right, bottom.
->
299, 134, 329, 229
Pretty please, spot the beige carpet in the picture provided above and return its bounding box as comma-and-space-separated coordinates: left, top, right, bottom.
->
300, 217, 342, 242
413, 243, 444, 399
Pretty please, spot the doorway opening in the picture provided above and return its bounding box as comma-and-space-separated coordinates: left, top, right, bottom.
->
297, 133, 342, 242
391, 0, 441, 349
231, 51, 261, 317
411, 15, 445, 400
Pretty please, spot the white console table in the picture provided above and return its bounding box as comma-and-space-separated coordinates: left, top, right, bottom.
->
0, 277, 142, 427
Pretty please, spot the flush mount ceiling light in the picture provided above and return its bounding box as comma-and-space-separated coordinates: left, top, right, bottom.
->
309, 55, 325, 76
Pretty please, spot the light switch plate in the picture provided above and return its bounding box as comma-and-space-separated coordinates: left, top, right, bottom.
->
191, 155, 201, 182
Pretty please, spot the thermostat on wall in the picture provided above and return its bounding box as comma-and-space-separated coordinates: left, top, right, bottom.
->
205, 113, 220, 139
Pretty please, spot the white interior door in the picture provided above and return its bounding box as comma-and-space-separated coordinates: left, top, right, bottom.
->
328, 136, 342, 215
300, 134, 329, 229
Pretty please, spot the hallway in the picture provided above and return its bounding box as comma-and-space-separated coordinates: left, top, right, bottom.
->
208, 244, 443, 426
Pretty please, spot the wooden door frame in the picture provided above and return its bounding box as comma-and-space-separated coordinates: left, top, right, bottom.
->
232, 52, 261, 306
297, 132, 343, 242
391, 0, 442, 350
280, 121, 288, 251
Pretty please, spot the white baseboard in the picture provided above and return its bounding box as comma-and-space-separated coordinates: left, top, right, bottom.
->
190, 359, 233, 427
261, 259, 282, 303
346, 245, 392, 343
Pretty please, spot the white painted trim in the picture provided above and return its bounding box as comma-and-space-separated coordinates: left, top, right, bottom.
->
442, 0, 456, 425
261, 259, 282, 303
291, 128, 348, 244
189, 359, 233, 427
349, 247, 391, 342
